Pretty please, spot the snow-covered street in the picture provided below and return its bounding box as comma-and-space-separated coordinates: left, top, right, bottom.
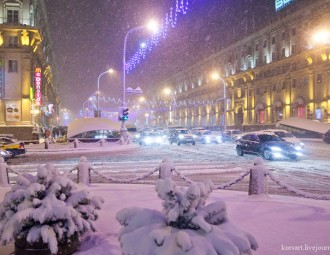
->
6, 138, 330, 197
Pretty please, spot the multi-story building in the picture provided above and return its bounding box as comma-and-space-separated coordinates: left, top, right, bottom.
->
151, 0, 330, 132
0, 0, 59, 141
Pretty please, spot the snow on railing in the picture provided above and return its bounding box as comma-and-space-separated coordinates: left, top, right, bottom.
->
1, 157, 329, 200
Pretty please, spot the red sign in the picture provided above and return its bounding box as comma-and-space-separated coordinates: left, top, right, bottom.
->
34, 67, 42, 106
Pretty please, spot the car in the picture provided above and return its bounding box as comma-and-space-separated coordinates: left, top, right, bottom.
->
0, 149, 12, 161
138, 132, 166, 146
235, 131, 303, 160
168, 128, 196, 145
0, 136, 27, 157
262, 129, 304, 148
221, 129, 243, 142
323, 129, 330, 144
197, 130, 223, 144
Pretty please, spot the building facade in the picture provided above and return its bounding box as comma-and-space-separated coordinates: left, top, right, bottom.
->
151, 0, 330, 132
0, 0, 59, 141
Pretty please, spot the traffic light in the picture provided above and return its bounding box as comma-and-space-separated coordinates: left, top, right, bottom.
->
122, 108, 129, 121
118, 107, 129, 121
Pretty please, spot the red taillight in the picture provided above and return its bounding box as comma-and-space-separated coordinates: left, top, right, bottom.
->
19, 142, 25, 149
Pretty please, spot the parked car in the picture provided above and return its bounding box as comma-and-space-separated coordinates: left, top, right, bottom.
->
197, 130, 223, 144
235, 131, 303, 160
138, 131, 166, 146
221, 129, 243, 142
262, 129, 304, 148
0, 149, 12, 161
323, 129, 330, 144
169, 128, 196, 145
0, 136, 26, 156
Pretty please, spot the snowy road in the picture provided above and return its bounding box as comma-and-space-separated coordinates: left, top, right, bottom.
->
6, 139, 330, 197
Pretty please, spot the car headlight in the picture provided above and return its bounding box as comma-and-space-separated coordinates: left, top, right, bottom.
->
144, 137, 152, 144
193, 135, 197, 139
178, 134, 184, 139
0, 151, 6, 156
135, 134, 141, 138
270, 146, 282, 152
295, 145, 303, 151
155, 137, 163, 143
205, 136, 211, 142
299, 142, 304, 147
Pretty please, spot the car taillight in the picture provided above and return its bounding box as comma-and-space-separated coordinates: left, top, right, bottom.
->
19, 142, 25, 149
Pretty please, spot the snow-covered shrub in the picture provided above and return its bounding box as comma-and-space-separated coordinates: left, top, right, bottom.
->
0, 164, 103, 254
117, 178, 258, 255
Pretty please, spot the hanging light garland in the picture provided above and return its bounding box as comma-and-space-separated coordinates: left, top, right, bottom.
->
125, 0, 190, 73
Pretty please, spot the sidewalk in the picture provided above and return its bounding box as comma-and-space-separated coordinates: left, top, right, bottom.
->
1, 184, 329, 255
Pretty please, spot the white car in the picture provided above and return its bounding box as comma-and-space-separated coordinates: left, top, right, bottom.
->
262, 129, 304, 148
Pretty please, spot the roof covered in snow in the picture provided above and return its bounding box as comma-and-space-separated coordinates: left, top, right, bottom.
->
277, 117, 330, 134
67, 118, 121, 138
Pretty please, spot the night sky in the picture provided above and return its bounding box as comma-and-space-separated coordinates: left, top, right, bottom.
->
44, 0, 275, 117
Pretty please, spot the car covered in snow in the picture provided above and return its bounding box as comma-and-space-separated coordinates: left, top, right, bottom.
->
235, 131, 303, 160
138, 131, 166, 146
196, 130, 223, 144
168, 128, 196, 145
0, 136, 26, 157
262, 129, 304, 148
221, 129, 244, 142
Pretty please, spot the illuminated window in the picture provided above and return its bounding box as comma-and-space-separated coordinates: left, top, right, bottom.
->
7, 10, 19, 24
8, 60, 18, 73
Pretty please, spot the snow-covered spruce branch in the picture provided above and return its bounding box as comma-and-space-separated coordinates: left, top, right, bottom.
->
214, 170, 251, 190
62, 166, 78, 177
267, 171, 330, 200
89, 166, 160, 183
6, 167, 19, 175
172, 169, 195, 184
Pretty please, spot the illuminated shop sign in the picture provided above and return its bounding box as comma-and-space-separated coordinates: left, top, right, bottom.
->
275, 0, 295, 12
34, 67, 42, 106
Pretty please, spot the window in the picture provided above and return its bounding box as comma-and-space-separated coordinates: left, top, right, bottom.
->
255, 44, 259, 51
9, 36, 18, 47
281, 48, 286, 58
317, 74, 322, 83
8, 60, 18, 73
291, 44, 296, 55
281, 32, 286, 40
272, 51, 276, 61
272, 36, 276, 45
255, 58, 260, 67
7, 10, 19, 24
282, 81, 286, 90
292, 28, 296, 36
292, 79, 297, 88
263, 55, 267, 64
263, 40, 267, 48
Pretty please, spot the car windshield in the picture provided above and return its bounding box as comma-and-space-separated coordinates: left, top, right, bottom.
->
232, 131, 242, 135
178, 130, 189, 134
258, 134, 283, 142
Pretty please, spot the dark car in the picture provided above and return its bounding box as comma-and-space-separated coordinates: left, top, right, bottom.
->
169, 128, 196, 145
235, 132, 303, 160
0, 137, 26, 157
323, 129, 330, 144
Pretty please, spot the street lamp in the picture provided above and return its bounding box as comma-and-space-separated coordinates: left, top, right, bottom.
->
82, 97, 93, 118
121, 19, 158, 139
163, 88, 176, 126
211, 72, 227, 131
96, 68, 114, 117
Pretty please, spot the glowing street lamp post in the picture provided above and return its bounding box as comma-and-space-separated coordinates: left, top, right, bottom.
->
211, 72, 227, 131
163, 88, 176, 126
121, 20, 158, 140
96, 68, 114, 117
